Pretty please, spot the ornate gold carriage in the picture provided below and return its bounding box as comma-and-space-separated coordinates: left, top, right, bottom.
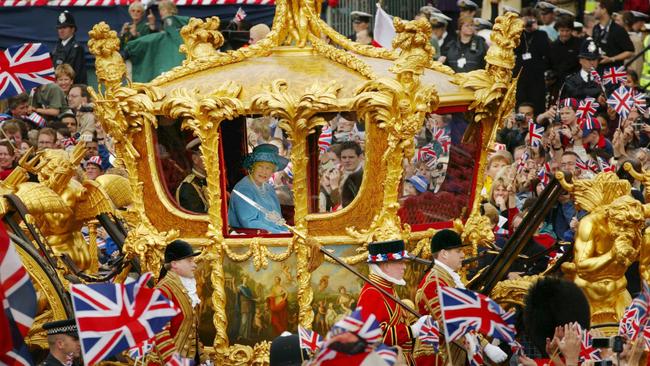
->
12, 1, 534, 364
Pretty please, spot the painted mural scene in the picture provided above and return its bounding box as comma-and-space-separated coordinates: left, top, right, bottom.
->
3, 0, 650, 364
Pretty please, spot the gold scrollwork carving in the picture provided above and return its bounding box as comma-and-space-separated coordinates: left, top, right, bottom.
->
88, 22, 176, 276
180, 17, 224, 62
351, 17, 439, 243
251, 79, 341, 329
160, 82, 244, 356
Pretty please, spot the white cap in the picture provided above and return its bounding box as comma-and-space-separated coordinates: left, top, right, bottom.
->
631, 10, 649, 19
574, 21, 584, 29
350, 11, 373, 19
554, 7, 575, 17
535, 1, 556, 11
503, 5, 520, 15
457, 0, 478, 9
432, 12, 452, 23
473, 17, 493, 30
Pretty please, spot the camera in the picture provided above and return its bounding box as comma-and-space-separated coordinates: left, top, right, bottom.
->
592, 336, 624, 353
514, 113, 526, 123
593, 361, 613, 366
78, 104, 94, 113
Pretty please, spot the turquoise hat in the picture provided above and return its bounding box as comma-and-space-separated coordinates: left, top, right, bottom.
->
243, 144, 289, 172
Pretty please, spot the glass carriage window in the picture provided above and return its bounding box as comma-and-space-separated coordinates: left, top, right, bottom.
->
312, 112, 366, 213
398, 112, 477, 225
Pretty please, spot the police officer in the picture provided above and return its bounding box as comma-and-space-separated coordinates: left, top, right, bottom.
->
561, 38, 603, 100
40, 319, 81, 366
52, 11, 87, 85
176, 138, 208, 213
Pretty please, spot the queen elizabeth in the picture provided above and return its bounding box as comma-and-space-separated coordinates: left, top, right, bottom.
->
228, 144, 289, 233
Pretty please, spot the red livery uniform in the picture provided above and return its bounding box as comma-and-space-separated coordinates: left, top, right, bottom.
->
357, 273, 416, 365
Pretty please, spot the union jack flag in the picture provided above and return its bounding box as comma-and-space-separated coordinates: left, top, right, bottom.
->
0, 43, 55, 99
24, 112, 46, 128
70, 272, 180, 365
418, 316, 440, 351
579, 327, 602, 362
128, 339, 154, 360
318, 126, 333, 154
576, 98, 599, 119
607, 85, 634, 118
528, 121, 544, 147
415, 144, 437, 162
538, 162, 551, 185
234, 7, 247, 23
298, 325, 323, 353
0, 224, 37, 366
576, 156, 589, 172
329, 307, 383, 344
633, 92, 647, 113
375, 344, 398, 366
516, 151, 530, 174
438, 286, 516, 343
167, 352, 194, 366
602, 66, 627, 85
590, 68, 602, 84
433, 127, 451, 153
597, 156, 615, 173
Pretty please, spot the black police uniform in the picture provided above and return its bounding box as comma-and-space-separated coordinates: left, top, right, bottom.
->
548, 36, 582, 82
51, 11, 87, 84
561, 38, 603, 100
40, 319, 79, 366
442, 35, 487, 73
515, 29, 550, 116
592, 20, 634, 72
38, 353, 65, 366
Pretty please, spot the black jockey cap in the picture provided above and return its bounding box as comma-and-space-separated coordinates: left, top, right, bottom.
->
164, 239, 201, 264
270, 333, 309, 366
579, 37, 601, 60
430, 229, 468, 253
524, 277, 590, 357
43, 319, 78, 339
57, 11, 77, 29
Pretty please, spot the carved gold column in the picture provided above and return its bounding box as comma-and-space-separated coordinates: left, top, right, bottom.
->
251, 80, 341, 328
352, 18, 439, 242
160, 83, 244, 355
88, 22, 177, 275
453, 14, 524, 215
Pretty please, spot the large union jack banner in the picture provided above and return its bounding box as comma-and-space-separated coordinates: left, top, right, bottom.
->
71, 272, 179, 365
0, 43, 54, 100
0, 225, 37, 366
439, 286, 516, 343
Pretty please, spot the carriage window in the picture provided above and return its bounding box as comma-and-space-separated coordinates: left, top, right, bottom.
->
226, 116, 294, 235
398, 113, 477, 225
313, 112, 366, 213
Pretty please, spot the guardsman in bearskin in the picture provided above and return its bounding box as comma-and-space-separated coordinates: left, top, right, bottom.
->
51, 11, 87, 84
176, 138, 208, 213
40, 319, 81, 366
356, 239, 432, 366
153, 240, 202, 364
414, 229, 507, 365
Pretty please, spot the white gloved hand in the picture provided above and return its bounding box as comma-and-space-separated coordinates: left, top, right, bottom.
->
265, 211, 285, 226
464, 333, 480, 356
484, 343, 508, 363
410, 315, 432, 335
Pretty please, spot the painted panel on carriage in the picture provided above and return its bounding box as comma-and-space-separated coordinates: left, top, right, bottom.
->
196, 244, 430, 345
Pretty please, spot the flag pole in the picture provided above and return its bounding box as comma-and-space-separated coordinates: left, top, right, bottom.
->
433, 269, 455, 366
